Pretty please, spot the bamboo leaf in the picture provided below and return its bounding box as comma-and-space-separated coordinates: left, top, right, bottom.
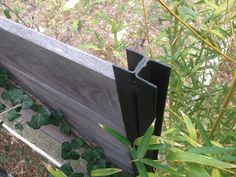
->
45, 164, 67, 177
99, 124, 131, 147
188, 147, 236, 154
180, 132, 201, 147
212, 169, 221, 177
167, 151, 236, 169
195, 119, 211, 146
91, 168, 122, 176
187, 164, 210, 177
139, 158, 183, 176
181, 111, 197, 141
137, 120, 156, 158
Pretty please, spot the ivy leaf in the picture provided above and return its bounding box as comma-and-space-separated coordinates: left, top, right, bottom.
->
71, 138, 84, 149
51, 110, 63, 126
61, 142, 80, 160
3, 9, 11, 19
0, 69, 8, 86
7, 109, 21, 122
2, 88, 24, 105
0, 121, 4, 128
0, 104, 6, 113
15, 122, 23, 130
30, 102, 39, 112
22, 95, 34, 109
59, 163, 84, 177
1, 91, 11, 102
28, 106, 51, 129
10, 88, 24, 104
59, 163, 74, 176
60, 124, 71, 135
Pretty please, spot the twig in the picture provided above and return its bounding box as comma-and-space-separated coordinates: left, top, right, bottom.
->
0, 104, 22, 117
0, 2, 29, 27
156, 0, 236, 65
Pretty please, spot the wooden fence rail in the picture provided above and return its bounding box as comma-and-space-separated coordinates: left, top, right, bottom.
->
0, 17, 131, 171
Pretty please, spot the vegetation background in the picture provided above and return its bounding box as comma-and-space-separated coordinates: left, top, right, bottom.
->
0, 0, 236, 176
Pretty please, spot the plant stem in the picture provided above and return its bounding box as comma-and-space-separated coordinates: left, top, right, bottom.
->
209, 72, 236, 139
141, 0, 153, 58
0, 104, 22, 117
0, 2, 29, 27
155, 0, 236, 65
227, 0, 236, 48
171, 6, 179, 54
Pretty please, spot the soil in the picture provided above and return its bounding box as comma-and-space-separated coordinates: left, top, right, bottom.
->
0, 128, 49, 177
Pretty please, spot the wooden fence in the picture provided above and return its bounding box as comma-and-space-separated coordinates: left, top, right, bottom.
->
0, 17, 170, 172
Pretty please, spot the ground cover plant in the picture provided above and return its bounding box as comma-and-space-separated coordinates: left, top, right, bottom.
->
0, 0, 236, 176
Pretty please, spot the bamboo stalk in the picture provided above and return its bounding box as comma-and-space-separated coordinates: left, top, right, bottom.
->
141, 0, 153, 58
209, 72, 236, 139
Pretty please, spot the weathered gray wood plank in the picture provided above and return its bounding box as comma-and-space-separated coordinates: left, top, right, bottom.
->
0, 17, 131, 171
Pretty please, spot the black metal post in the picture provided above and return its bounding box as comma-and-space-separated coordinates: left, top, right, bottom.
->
113, 48, 171, 156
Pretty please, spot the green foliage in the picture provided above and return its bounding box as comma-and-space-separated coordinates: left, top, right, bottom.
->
61, 142, 80, 160
59, 163, 84, 177
2, 88, 24, 105
82, 147, 107, 175
71, 138, 84, 149
22, 95, 34, 109
0, 69, 8, 86
60, 124, 72, 135
98, 120, 236, 176
50, 110, 64, 126
167, 151, 236, 169
47, 166, 67, 177
3, 9, 11, 19
28, 106, 51, 129
0, 121, 4, 128
0, 103, 6, 113
15, 122, 23, 130
7, 109, 21, 122
91, 168, 122, 176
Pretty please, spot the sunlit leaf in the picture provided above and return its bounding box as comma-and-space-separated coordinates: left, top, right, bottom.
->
181, 111, 197, 141
91, 168, 122, 176
137, 120, 155, 158
167, 151, 236, 169
187, 164, 210, 177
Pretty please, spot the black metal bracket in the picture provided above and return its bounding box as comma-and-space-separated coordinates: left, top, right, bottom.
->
113, 49, 171, 144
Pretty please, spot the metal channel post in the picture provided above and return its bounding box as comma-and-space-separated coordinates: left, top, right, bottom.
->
113, 49, 171, 148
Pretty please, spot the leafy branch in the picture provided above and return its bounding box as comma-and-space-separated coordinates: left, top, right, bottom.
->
141, 0, 153, 58
209, 71, 236, 139
0, 1, 29, 27
156, 0, 236, 65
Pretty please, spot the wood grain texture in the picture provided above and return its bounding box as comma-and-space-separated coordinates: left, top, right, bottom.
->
0, 17, 131, 171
